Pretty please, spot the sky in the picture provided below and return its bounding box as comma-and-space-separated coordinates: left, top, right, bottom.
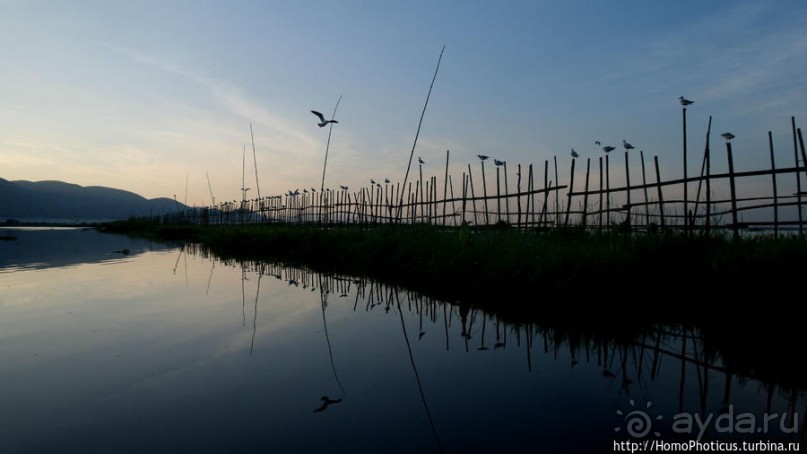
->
2, 0, 807, 205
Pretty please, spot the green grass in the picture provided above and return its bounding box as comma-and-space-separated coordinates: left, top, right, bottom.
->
100, 219, 807, 388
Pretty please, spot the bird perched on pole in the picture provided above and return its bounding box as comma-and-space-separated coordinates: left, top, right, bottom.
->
721, 132, 735, 141
571, 149, 579, 158
311, 110, 338, 127
679, 96, 694, 107
478, 155, 490, 161
418, 157, 426, 165
623, 140, 635, 151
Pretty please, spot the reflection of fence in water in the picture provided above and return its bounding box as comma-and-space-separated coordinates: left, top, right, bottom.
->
191, 244, 806, 436
166, 122, 807, 237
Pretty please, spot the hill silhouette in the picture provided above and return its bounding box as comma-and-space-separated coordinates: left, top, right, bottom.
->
0, 177, 186, 222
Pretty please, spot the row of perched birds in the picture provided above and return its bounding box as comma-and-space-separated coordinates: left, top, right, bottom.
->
566, 96, 735, 159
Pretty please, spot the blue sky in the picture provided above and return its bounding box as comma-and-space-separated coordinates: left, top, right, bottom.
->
2, 1, 806, 204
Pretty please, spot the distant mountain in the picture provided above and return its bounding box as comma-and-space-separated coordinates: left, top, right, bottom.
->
0, 177, 188, 222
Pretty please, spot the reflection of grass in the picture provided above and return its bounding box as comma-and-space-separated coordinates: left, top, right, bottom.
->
103, 219, 807, 389
101, 220, 806, 321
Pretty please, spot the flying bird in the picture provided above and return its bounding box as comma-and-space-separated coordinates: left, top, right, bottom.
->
571, 148, 579, 158
418, 157, 425, 164
679, 96, 694, 107
494, 159, 505, 166
311, 110, 338, 127
478, 155, 490, 161
623, 140, 635, 151
721, 132, 735, 141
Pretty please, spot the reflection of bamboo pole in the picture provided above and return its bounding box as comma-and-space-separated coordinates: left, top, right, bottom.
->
394, 292, 443, 453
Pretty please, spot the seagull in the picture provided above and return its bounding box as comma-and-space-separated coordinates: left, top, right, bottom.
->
478, 155, 490, 161
370, 179, 377, 185
679, 96, 694, 107
384, 178, 390, 184
311, 187, 316, 192
602, 145, 616, 154
311, 110, 338, 127
721, 132, 735, 141
313, 396, 342, 413
595, 141, 601, 146
571, 148, 579, 158
418, 157, 425, 165
623, 140, 635, 151
339, 185, 348, 191
494, 159, 505, 166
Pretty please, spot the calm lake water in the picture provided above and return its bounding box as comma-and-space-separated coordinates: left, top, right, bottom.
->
0, 228, 803, 453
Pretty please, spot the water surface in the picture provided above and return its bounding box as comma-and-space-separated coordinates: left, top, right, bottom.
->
0, 228, 803, 453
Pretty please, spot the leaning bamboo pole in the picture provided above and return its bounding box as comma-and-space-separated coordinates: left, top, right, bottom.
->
397, 46, 445, 222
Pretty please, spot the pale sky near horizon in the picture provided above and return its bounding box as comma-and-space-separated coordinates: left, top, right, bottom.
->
2, 1, 806, 204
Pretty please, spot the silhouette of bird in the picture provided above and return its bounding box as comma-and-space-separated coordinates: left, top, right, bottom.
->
602, 145, 616, 154
721, 132, 735, 141
311, 110, 338, 127
303, 189, 308, 193
595, 141, 601, 146
311, 187, 316, 192
623, 140, 635, 151
339, 185, 348, 191
418, 157, 425, 165
371, 179, 377, 185
494, 159, 505, 166
478, 155, 490, 161
313, 396, 342, 413
571, 148, 579, 158
679, 96, 694, 107
384, 178, 390, 184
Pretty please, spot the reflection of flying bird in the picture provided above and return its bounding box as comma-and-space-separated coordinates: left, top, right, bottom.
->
313, 396, 343, 413
679, 96, 694, 107
311, 110, 338, 127
721, 132, 735, 141
571, 148, 579, 158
